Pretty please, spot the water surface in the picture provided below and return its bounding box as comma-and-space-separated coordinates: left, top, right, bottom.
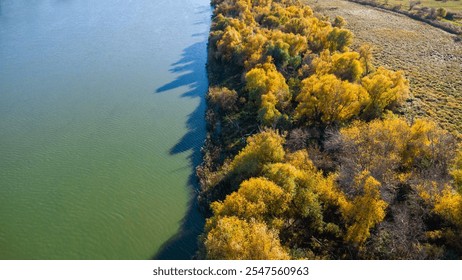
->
0, 0, 209, 259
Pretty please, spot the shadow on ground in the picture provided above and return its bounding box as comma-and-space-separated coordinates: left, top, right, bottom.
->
152, 39, 209, 260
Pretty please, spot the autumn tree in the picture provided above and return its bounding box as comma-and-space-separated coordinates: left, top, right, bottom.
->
207, 87, 238, 113
211, 177, 290, 224
327, 27, 353, 52
204, 216, 290, 259
312, 51, 364, 82
333, 117, 410, 189
332, 116, 455, 197
332, 16, 347, 28
361, 67, 409, 120
431, 186, 462, 254
343, 171, 387, 245
295, 74, 369, 125
358, 44, 374, 75
434, 187, 462, 228
263, 162, 324, 228
229, 129, 285, 179
242, 32, 269, 68
451, 146, 462, 191
245, 61, 290, 125
216, 26, 243, 62
331, 51, 364, 82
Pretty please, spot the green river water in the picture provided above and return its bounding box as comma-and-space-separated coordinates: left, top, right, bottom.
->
0, 0, 210, 259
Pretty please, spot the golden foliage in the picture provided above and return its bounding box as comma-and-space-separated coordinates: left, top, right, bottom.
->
343, 171, 387, 245
362, 67, 409, 119
451, 146, 462, 191
216, 26, 243, 61
211, 177, 290, 222
339, 117, 409, 172
434, 187, 462, 228
313, 50, 364, 82
339, 116, 451, 172
245, 61, 290, 125
230, 129, 285, 177
295, 74, 369, 124
331, 51, 364, 82
204, 216, 290, 260
327, 27, 353, 52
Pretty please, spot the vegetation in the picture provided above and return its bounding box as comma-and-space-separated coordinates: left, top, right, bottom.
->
343, 0, 462, 34
198, 0, 461, 260
307, 0, 462, 138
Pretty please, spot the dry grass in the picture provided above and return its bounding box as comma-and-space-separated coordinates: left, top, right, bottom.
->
306, 0, 462, 137
378, 0, 462, 13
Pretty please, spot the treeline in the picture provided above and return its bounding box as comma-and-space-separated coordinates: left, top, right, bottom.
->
197, 0, 462, 259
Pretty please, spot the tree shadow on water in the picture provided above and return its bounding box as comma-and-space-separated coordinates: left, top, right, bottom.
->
152, 40, 208, 260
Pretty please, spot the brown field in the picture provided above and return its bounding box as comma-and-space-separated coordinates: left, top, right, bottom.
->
305, 0, 462, 136
376, 0, 462, 13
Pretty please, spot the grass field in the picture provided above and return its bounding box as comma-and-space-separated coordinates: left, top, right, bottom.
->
306, 0, 462, 137
378, 0, 462, 13
344, 0, 462, 33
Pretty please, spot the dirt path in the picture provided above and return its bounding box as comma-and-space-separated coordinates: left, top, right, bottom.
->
305, 0, 462, 135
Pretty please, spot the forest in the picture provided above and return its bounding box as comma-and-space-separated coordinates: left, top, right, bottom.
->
197, 0, 462, 259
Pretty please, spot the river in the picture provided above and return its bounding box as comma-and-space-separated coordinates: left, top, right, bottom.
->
0, 0, 209, 259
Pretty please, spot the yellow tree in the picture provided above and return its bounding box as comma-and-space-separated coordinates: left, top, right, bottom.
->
230, 129, 285, 179
433, 186, 462, 252
295, 74, 369, 125
332, 16, 347, 28
211, 177, 290, 223
358, 44, 374, 75
313, 51, 364, 82
245, 61, 290, 125
451, 146, 462, 192
326, 27, 353, 52
343, 171, 387, 245
263, 162, 325, 227
216, 26, 242, 62
403, 119, 449, 169
331, 51, 364, 82
361, 67, 409, 119
204, 216, 290, 259
339, 117, 410, 177
242, 32, 268, 68
434, 187, 462, 228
